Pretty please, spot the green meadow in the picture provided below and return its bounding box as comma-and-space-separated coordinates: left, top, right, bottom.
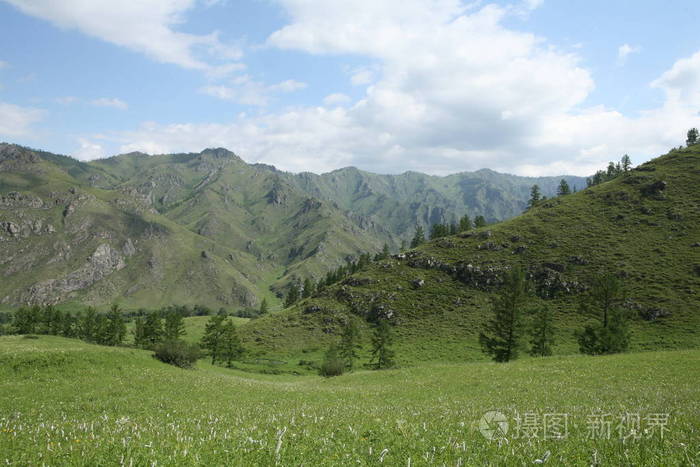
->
1, 335, 698, 466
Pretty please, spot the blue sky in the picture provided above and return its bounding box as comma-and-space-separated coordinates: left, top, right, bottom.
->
0, 0, 698, 176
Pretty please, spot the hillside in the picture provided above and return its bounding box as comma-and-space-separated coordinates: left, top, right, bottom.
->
1, 335, 698, 465
0, 143, 584, 309
241, 147, 700, 364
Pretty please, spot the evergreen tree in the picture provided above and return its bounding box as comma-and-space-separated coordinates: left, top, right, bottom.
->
163, 310, 185, 341
529, 306, 555, 357
201, 314, 226, 364
410, 225, 425, 248
400, 239, 407, 252
528, 184, 541, 209
557, 179, 571, 196
338, 319, 361, 370
686, 127, 698, 146
479, 266, 529, 362
302, 278, 313, 299
370, 320, 395, 369
474, 215, 487, 228
449, 222, 458, 235
133, 315, 147, 347
621, 154, 632, 172
79, 307, 99, 342
259, 298, 269, 315
104, 304, 126, 346
319, 344, 345, 377
458, 214, 472, 232
374, 243, 390, 261
12, 306, 39, 334
143, 313, 164, 347
284, 283, 300, 308
430, 223, 449, 239
577, 272, 630, 355
219, 319, 244, 367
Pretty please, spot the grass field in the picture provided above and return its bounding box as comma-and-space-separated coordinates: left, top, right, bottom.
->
1, 335, 698, 465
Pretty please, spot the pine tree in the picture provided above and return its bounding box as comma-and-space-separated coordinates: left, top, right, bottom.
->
528, 184, 541, 208
219, 319, 244, 367
410, 225, 425, 248
686, 127, 698, 146
284, 283, 300, 308
201, 314, 226, 364
302, 278, 313, 299
319, 344, 345, 377
104, 304, 126, 346
338, 319, 361, 370
80, 307, 99, 342
458, 214, 472, 232
474, 215, 487, 228
12, 306, 39, 334
621, 154, 632, 172
370, 320, 395, 369
143, 313, 163, 347
557, 179, 571, 196
479, 266, 529, 362
163, 310, 185, 341
577, 272, 630, 355
529, 306, 555, 357
259, 298, 269, 315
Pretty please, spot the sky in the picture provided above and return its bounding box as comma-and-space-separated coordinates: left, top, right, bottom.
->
0, 0, 699, 176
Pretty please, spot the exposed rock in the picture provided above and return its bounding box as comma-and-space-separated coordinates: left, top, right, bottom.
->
63, 202, 76, 217
123, 238, 136, 257
343, 277, 374, 287
303, 305, 322, 314
639, 206, 653, 215
542, 262, 566, 272
0, 192, 44, 208
510, 235, 521, 242
411, 279, 425, 289
479, 230, 493, 239
639, 307, 671, 321
0, 144, 40, 171
26, 244, 126, 304
640, 180, 667, 198
513, 245, 527, 254
691, 242, 700, 248
568, 255, 588, 266
1, 221, 20, 237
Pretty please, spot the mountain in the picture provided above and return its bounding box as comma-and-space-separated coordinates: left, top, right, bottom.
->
241, 147, 700, 364
0, 143, 585, 309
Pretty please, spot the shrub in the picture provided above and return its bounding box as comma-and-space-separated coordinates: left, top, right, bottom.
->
153, 340, 201, 369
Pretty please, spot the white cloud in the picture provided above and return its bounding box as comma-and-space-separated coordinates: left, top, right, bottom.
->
55, 96, 80, 105
0, 102, 46, 137
2, 0, 241, 73
200, 76, 306, 106
617, 43, 640, 65
86, 2, 698, 176
323, 93, 351, 106
72, 137, 106, 160
350, 68, 375, 86
91, 97, 128, 110
0, 60, 8, 69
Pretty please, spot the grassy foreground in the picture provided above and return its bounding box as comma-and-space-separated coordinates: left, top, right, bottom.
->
0, 336, 698, 466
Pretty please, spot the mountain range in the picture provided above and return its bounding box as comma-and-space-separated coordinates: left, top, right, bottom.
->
0, 143, 585, 309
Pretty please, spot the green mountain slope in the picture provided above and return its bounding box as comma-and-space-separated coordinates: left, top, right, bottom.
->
241, 147, 700, 363
0, 142, 587, 308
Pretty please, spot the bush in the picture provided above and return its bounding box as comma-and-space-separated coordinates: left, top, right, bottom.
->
153, 340, 201, 368
319, 345, 345, 377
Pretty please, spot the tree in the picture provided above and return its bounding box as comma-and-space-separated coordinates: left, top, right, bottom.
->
259, 298, 269, 315
103, 304, 126, 346
474, 215, 487, 228
284, 283, 300, 308
12, 306, 40, 334
479, 266, 529, 362
621, 154, 632, 172
410, 225, 425, 248
302, 278, 313, 299
577, 272, 630, 355
164, 310, 185, 341
319, 344, 345, 377
338, 319, 361, 370
134, 313, 163, 348
374, 243, 390, 261
557, 179, 571, 196
528, 184, 541, 209
430, 223, 449, 239
219, 319, 244, 367
79, 307, 99, 342
686, 127, 698, 146
201, 314, 226, 364
529, 306, 555, 357
458, 214, 472, 232
370, 320, 395, 369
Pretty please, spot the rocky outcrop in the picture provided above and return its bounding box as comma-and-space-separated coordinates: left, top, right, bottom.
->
0, 144, 40, 171
26, 244, 126, 304
0, 192, 45, 208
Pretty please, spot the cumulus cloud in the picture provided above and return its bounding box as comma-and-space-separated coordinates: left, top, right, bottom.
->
0, 102, 46, 137
91, 97, 128, 110
2, 0, 241, 73
617, 43, 640, 65
72, 137, 106, 160
200, 76, 306, 106
78, 1, 698, 176
323, 93, 351, 106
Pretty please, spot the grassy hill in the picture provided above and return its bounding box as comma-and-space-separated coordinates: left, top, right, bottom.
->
1, 335, 697, 465
0, 143, 585, 309
240, 147, 700, 365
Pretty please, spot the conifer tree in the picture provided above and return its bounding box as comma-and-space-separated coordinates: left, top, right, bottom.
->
621, 154, 632, 172
557, 179, 571, 196
219, 319, 244, 367
284, 283, 300, 308
686, 127, 698, 146
479, 266, 529, 362
259, 298, 269, 315
528, 184, 541, 208
577, 272, 630, 355
458, 214, 472, 231
163, 310, 185, 341
302, 278, 313, 299
104, 304, 126, 346
529, 306, 555, 357
370, 320, 395, 369
410, 225, 425, 248
339, 319, 361, 370
201, 314, 226, 364
474, 215, 487, 228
